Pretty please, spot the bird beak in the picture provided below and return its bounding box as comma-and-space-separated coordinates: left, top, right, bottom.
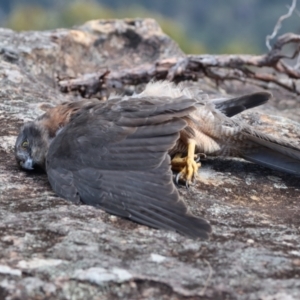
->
20, 158, 34, 170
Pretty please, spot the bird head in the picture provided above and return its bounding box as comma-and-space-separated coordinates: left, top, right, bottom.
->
15, 121, 50, 171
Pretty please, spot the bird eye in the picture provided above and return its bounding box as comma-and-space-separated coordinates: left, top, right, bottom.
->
21, 141, 29, 148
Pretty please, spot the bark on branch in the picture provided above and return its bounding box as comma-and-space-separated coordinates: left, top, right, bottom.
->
58, 32, 300, 97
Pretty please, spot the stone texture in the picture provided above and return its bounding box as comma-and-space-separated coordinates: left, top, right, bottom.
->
0, 19, 300, 300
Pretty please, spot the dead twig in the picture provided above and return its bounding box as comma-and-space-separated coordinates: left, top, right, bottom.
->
58, 31, 300, 96
266, 0, 297, 50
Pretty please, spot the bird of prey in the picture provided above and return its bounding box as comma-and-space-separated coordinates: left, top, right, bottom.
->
15, 81, 300, 238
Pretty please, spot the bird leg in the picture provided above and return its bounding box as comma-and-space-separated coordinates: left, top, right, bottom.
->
171, 139, 202, 186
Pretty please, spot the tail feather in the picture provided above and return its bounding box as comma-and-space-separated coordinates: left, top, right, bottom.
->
242, 147, 300, 175
241, 132, 300, 175
213, 91, 300, 176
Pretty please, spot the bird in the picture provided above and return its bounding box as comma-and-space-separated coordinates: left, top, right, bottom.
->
14, 81, 300, 238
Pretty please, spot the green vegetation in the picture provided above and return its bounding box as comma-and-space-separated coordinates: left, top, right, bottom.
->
3, 1, 206, 54
1, 0, 299, 54
5, 1, 114, 31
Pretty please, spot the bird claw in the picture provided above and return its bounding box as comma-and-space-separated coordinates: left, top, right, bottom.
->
178, 159, 200, 187
175, 172, 190, 188
173, 154, 203, 187
175, 172, 181, 186
194, 153, 206, 163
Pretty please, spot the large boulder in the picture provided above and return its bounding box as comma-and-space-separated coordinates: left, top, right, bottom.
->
0, 19, 300, 299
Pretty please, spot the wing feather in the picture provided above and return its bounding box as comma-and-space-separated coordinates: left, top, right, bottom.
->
213, 92, 271, 117
46, 96, 211, 239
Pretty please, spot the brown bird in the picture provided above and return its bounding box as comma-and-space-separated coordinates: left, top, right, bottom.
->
14, 81, 300, 238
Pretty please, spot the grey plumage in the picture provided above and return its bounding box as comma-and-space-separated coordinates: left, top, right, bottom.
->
46, 96, 211, 238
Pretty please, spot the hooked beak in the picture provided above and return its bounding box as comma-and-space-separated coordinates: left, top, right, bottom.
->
20, 157, 34, 170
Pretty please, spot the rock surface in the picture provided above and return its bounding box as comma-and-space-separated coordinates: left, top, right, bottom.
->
0, 19, 300, 300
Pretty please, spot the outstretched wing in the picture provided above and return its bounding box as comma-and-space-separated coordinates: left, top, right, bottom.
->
46, 96, 211, 239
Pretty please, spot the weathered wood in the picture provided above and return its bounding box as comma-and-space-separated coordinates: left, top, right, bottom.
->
58, 32, 300, 97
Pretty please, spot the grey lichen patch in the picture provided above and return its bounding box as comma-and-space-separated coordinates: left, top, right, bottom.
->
198, 165, 241, 186
149, 253, 167, 263
73, 267, 133, 286
0, 136, 16, 152
17, 258, 67, 269
0, 265, 21, 277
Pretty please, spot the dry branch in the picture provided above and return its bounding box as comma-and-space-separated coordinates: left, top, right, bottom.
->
58, 32, 300, 97
266, 0, 297, 50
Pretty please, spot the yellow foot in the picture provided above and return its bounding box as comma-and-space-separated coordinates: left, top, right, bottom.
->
175, 157, 201, 187
171, 139, 205, 187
